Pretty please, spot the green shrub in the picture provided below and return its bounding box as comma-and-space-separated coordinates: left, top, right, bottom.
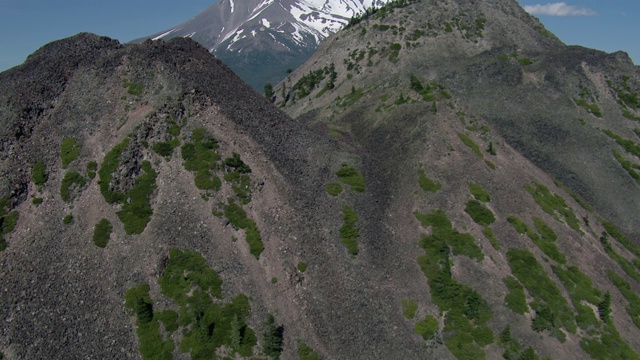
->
517, 58, 534, 65
0, 210, 18, 236
503, 276, 528, 315
418, 170, 441, 192
63, 214, 73, 225
613, 150, 640, 184
61, 137, 81, 169
92, 218, 112, 248
458, 133, 483, 158
340, 206, 360, 256
86, 161, 98, 179
482, 226, 500, 250
402, 299, 418, 319
116, 161, 157, 235
98, 137, 129, 204
607, 271, 640, 329
574, 98, 603, 117
298, 341, 321, 360
415, 210, 483, 261
525, 182, 581, 232
603, 129, 640, 157
297, 261, 308, 272
602, 219, 640, 257
415, 315, 439, 340
152, 139, 180, 158
336, 164, 366, 192
32, 161, 48, 186
469, 182, 490, 202
326, 182, 343, 196
60, 171, 86, 202
263, 315, 284, 359
464, 200, 495, 226
224, 199, 264, 259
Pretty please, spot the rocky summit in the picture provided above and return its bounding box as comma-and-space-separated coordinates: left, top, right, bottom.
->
1, 0, 640, 359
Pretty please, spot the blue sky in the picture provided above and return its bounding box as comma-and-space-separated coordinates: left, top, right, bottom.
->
0, 0, 637, 72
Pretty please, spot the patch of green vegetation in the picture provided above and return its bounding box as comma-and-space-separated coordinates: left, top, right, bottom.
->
415, 210, 484, 261
623, 109, 640, 121
336, 164, 366, 192
465, 200, 495, 226
181, 128, 223, 193
482, 226, 500, 250
326, 182, 343, 196
99, 137, 130, 204
498, 326, 543, 360
601, 219, 640, 257
60, 171, 86, 202
610, 78, 640, 109
388, 42, 402, 62
508, 216, 567, 264
415, 315, 439, 340
506, 248, 575, 341
116, 161, 157, 235
263, 314, 284, 359
580, 322, 640, 360
92, 218, 112, 248
402, 299, 418, 319
415, 209, 492, 358
551, 265, 602, 327
298, 341, 321, 360
603, 129, 640, 157
127, 249, 257, 359
152, 138, 180, 158
458, 132, 483, 158
608, 271, 640, 329
32, 161, 48, 186
418, 170, 441, 192
123, 80, 144, 97
86, 161, 97, 180
552, 178, 592, 211
503, 276, 528, 315
613, 150, 640, 184
297, 262, 308, 272
336, 86, 365, 107
600, 232, 640, 283
340, 206, 360, 256
63, 214, 73, 225
574, 98, 603, 117
224, 199, 264, 259
525, 182, 581, 233
517, 58, 534, 66
61, 137, 81, 169
469, 182, 490, 202
224, 153, 252, 203
32, 197, 43, 205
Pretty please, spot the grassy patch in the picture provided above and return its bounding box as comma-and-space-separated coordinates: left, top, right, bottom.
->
92, 218, 112, 248
608, 271, 640, 329
402, 299, 418, 319
574, 98, 603, 118
32, 197, 43, 205
602, 219, 640, 257
418, 170, 441, 192
297, 262, 308, 272
552, 265, 603, 330
223, 153, 252, 203
298, 341, 321, 360
458, 132, 483, 158
224, 199, 264, 259
415, 315, 439, 340
552, 178, 592, 211
508, 215, 567, 264
326, 182, 343, 196
613, 150, 640, 184
98, 137, 130, 204
599, 232, 640, 282
415, 210, 483, 261
464, 200, 495, 226
415, 209, 493, 358
340, 206, 360, 256
60, 171, 86, 202
123, 80, 144, 97
152, 138, 180, 158
63, 214, 73, 225
499, 326, 544, 360
182, 128, 224, 193
116, 161, 157, 235
603, 129, 640, 157
482, 226, 500, 250
503, 276, 528, 315
86, 161, 97, 180
32, 161, 48, 186
469, 182, 490, 202
336, 164, 366, 192
506, 249, 575, 341
525, 182, 581, 233
61, 137, 81, 169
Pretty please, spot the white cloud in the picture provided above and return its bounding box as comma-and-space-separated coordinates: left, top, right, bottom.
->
524, 2, 596, 16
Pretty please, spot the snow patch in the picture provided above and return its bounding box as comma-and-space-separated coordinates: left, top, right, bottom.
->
261, 19, 271, 28
229, 0, 234, 12
152, 28, 178, 41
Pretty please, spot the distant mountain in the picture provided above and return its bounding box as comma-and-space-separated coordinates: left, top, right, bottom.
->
137, 0, 389, 90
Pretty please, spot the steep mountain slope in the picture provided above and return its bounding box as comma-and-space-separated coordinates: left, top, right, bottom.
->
137, 0, 389, 90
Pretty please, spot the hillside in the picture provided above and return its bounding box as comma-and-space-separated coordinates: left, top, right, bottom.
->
0, 0, 640, 359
